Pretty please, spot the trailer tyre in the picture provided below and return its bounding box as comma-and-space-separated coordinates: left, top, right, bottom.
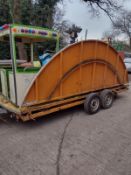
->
100, 89, 114, 109
84, 93, 100, 114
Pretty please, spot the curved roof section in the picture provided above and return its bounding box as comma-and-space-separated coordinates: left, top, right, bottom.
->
0, 24, 59, 40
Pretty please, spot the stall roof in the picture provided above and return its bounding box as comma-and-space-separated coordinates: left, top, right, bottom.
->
0, 24, 59, 40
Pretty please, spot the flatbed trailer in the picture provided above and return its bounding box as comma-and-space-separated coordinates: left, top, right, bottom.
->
0, 24, 128, 121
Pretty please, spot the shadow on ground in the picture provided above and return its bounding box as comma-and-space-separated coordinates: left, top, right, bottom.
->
0, 105, 84, 129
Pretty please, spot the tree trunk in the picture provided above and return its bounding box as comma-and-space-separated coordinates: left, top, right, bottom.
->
13, 0, 21, 23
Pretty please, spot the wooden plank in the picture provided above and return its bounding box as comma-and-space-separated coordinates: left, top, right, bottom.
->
21, 100, 84, 121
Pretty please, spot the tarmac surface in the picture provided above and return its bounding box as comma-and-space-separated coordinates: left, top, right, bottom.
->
0, 75, 131, 175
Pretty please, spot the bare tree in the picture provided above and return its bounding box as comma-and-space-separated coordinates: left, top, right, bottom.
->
102, 30, 120, 41
66, 24, 82, 43
54, 6, 82, 46
113, 10, 131, 48
53, 6, 70, 47
82, 0, 125, 21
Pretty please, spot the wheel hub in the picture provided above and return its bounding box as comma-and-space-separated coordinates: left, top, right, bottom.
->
105, 94, 113, 106
90, 98, 99, 111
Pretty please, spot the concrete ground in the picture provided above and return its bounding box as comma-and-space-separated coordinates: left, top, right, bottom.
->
0, 75, 131, 175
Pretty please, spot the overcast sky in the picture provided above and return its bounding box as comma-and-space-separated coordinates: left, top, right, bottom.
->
63, 0, 131, 40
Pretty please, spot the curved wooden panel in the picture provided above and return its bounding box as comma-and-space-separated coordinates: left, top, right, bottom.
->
22, 40, 128, 106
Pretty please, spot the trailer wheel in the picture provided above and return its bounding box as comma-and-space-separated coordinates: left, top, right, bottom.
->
100, 89, 114, 109
84, 93, 100, 114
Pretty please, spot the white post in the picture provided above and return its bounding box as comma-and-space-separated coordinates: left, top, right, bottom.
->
85, 29, 88, 40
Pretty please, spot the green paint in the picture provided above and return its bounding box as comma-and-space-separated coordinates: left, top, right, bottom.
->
11, 24, 59, 41
17, 67, 40, 73
11, 24, 58, 33
12, 35, 17, 72
13, 33, 57, 40
10, 27, 18, 105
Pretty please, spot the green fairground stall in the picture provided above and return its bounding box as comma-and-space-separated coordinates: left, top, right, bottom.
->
0, 24, 59, 109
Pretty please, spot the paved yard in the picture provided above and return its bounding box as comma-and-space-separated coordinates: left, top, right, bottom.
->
0, 78, 131, 175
